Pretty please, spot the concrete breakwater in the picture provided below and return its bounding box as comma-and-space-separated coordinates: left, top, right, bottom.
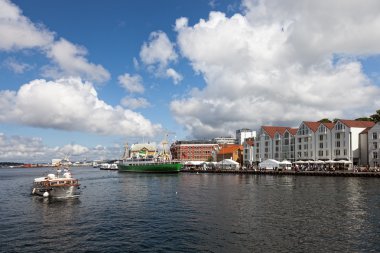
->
181, 169, 380, 177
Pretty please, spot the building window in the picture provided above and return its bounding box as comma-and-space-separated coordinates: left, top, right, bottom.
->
326, 150, 329, 156
298, 138, 302, 143
374, 152, 378, 159
336, 141, 340, 147
265, 148, 268, 153
304, 144, 308, 149
304, 151, 308, 157
335, 149, 340, 156
284, 139, 289, 145
298, 145, 302, 150
275, 140, 280, 145
335, 122, 345, 130
373, 132, 378, 140
344, 149, 347, 156
319, 135, 323, 141
336, 133, 340, 139
318, 150, 323, 156
297, 152, 302, 158
374, 142, 378, 149
304, 137, 308, 142
319, 143, 323, 149
265, 141, 269, 147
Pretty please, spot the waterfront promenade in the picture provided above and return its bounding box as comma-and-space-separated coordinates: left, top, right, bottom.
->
182, 169, 380, 177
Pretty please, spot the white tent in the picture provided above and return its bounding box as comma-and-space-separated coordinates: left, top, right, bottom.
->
218, 159, 240, 169
259, 159, 280, 169
279, 160, 292, 170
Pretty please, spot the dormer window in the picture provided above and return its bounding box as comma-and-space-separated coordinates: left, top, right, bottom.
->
335, 122, 345, 130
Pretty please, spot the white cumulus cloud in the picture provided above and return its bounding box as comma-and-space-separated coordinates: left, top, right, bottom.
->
44, 38, 110, 83
118, 73, 145, 94
139, 30, 182, 84
0, 77, 161, 137
0, 0, 54, 51
0, 0, 110, 83
140, 31, 178, 68
166, 68, 183, 84
172, 1, 380, 138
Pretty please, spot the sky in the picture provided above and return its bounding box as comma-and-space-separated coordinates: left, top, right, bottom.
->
1, 0, 380, 163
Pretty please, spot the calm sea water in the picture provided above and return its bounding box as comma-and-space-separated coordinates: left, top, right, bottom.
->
0, 166, 379, 252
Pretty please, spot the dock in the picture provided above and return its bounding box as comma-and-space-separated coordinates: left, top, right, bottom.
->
181, 169, 380, 177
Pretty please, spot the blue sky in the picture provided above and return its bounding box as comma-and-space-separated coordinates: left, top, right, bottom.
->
1, 0, 380, 162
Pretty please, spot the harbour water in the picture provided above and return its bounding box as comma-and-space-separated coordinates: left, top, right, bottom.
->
1, 166, 380, 252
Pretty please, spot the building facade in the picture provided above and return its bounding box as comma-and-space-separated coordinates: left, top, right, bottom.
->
331, 120, 374, 164
367, 122, 380, 167
236, 128, 257, 145
253, 126, 290, 163
243, 137, 254, 166
216, 144, 243, 164
170, 140, 219, 162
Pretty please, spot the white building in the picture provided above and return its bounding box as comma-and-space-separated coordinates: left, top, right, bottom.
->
213, 137, 236, 144
368, 122, 380, 167
315, 122, 335, 161
294, 122, 320, 161
361, 122, 380, 167
243, 137, 255, 166
332, 120, 374, 164
236, 128, 256, 145
254, 126, 291, 163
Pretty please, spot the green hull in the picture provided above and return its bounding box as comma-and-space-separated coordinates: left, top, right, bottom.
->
118, 162, 183, 173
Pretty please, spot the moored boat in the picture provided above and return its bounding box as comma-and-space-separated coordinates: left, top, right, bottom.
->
118, 136, 183, 173
31, 167, 80, 198
118, 159, 182, 173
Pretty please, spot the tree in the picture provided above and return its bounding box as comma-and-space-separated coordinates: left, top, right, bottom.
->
370, 109, 380, 123
355, 117, 373, 121
318, 118, 332, 123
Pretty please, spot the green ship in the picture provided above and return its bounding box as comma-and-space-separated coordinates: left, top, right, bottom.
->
118, 136, 183, 173
118, 160, 182, 173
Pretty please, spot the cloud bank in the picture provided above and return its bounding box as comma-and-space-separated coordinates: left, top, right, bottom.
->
171, 0, 380, 138
0, 133, 122, 162
0, 77, 162, 137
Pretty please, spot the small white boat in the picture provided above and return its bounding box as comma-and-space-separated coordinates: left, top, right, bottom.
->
31, 167, 80, 198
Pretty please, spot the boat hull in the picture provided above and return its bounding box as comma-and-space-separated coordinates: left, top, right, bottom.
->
32, 185, 80, 198
118, 162, 182, 173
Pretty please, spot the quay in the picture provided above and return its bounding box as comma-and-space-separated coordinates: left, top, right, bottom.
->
181, 169, 380, 178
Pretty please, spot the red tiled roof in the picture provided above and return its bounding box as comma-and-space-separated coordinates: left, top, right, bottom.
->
262, 126, 289, 139
340, 119, 375, 128
360, 127, 371, 134
288, 128, 298, 136
322, 122, 335, 129
303, 121, 321, 132
218, 145, 243, 155
245, 138, 254, 146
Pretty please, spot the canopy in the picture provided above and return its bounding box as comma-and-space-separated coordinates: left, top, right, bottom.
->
218, 159, 239, 165
185, 161, 206, 166
280, 160, 292, 165
259, 159, 280, 169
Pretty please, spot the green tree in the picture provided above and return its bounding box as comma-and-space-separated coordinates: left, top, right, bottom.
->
355, 117, 373, 121
318, 118, 332, 123
370, 109, 380, 123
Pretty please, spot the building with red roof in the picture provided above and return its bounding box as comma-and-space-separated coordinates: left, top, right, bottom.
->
254, 125, 296, 163
216, 144, 243, 165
